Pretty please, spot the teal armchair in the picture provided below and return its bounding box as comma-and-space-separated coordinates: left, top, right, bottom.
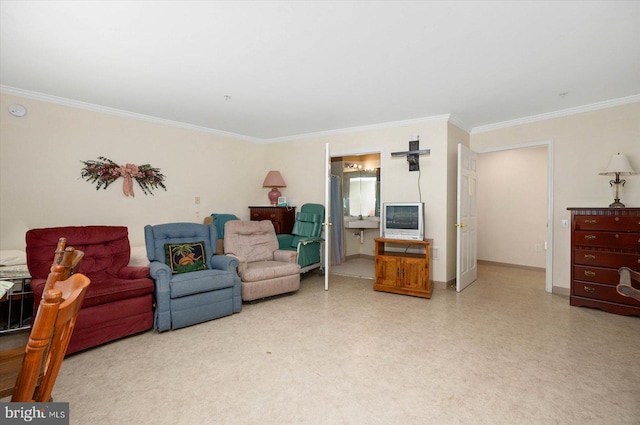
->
277, 203, 325, 274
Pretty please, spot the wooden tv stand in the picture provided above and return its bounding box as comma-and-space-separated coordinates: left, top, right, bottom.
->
373, 238, 432, 299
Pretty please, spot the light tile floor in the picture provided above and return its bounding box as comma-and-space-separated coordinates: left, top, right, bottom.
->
330, 257, 375, 279
8, 264, 640, 424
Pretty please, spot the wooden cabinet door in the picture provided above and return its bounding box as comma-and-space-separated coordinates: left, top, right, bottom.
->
402, 257, 427, 290
375, 256, 400, 287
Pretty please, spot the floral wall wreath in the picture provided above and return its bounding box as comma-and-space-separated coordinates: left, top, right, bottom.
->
81, 156, 167, 197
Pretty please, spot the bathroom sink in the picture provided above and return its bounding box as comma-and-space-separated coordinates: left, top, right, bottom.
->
345, 220, 379, 229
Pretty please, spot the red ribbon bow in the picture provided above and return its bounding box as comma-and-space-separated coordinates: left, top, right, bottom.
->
120, 164, 139, 197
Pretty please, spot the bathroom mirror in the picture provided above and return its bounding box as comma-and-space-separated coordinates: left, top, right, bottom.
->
343, 168, 380, 217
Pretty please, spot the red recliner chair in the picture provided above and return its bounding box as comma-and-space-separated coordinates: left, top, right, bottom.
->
26, 226, 154, 354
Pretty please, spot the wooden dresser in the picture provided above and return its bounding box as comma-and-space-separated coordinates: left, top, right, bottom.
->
568, 207, 640, 316
373, 238, 432, 298
248, 206, 296, 234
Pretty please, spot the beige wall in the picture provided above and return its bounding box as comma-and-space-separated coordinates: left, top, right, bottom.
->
3, 91, 637, 290
0, 93, 266, 248
476, 146, 548, 268
264, 120, 453, 283
0, 93, 454, 282
471, 102, 640, 289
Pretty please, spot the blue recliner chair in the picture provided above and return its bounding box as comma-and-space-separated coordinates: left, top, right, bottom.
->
277, 203, 325, 274
144, 222, 242, 331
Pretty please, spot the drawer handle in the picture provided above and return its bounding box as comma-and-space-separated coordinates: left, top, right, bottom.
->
615, 217, 620, 222
584, 219, 597, 224
584, 286, 596, 293
270, 214, 276, 218
584, 271, 596, 277
584, 235, 596, 241
584, 254, 596, 260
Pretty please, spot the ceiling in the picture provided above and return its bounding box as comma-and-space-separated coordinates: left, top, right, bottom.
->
1, 1, 639, 141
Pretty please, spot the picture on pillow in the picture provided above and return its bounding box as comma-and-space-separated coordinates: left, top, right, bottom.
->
165, 242, 207, 274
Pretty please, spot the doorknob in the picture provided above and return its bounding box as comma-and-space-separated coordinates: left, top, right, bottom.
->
323, 222, 333, 226
454, 223, 467, 228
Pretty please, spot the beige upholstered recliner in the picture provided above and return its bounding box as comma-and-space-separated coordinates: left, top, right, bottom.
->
224, 220, 301, 301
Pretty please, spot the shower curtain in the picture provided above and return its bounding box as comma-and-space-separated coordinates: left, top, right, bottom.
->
330, 175, 343, 265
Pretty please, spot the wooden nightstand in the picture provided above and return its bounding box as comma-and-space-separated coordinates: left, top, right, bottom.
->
248, 206, 296, 234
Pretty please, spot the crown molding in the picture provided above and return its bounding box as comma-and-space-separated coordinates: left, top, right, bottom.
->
0, 85, 264, 144
470, 94, 640, 134
2, 85, 454, 143
446, 114, 470, 132
4, 85, 637, 142
264, 114, 453, 143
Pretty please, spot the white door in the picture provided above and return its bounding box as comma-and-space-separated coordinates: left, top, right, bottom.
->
456, 144, 478, 292
323, 143, 331, 290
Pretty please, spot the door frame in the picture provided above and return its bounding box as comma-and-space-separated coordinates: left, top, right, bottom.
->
475, 139, 554, 293
330, 148, 384, 262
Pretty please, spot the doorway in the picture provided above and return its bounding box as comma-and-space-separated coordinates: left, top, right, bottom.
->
475, 142, 552, 292
329, 152, 381, 279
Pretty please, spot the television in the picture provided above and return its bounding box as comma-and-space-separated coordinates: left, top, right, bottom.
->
382, 202, 425, 240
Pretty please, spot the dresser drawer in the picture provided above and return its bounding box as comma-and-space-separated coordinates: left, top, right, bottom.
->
573, 265, 621, 285
574, 215, 640, 232
250, 210, 278, 221
569, 208, 640, 317
574, 231, 640, 249
573, 281, 640, 307
248, 206, 296, 234
574, 249, 640, 268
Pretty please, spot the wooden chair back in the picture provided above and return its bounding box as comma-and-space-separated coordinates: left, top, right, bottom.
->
9, 264, 90, 401
52, 237, 84, 280
617, 267, 640, 302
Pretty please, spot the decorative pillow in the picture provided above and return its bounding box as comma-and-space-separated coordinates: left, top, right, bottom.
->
164, 242, 207, 274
